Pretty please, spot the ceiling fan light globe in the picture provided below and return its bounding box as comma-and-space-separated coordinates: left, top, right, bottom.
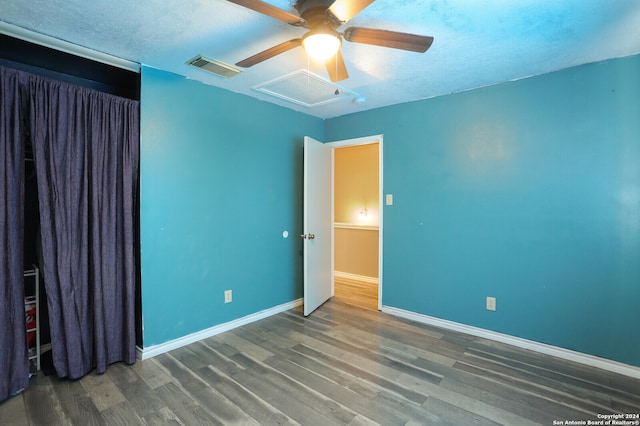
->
302, 33, 341, 61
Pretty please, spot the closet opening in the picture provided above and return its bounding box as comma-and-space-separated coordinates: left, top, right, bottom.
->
2, 33, 142, 376
23, 130, 53, 373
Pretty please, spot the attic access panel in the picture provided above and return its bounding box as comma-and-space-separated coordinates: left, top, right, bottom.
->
253, 69, 358, 108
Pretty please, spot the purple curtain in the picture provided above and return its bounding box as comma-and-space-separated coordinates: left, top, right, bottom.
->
0, 68, 30, 401
29, 75, 139, 379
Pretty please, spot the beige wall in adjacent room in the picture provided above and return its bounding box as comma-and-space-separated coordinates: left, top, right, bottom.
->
334, 143, 379, 278
334, 227, 379, 278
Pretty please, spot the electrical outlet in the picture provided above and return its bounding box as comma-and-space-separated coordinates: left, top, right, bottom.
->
224, 290, 232, 304
486, 296, 496, 311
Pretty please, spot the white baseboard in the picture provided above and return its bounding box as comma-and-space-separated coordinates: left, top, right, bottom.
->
334, 271, 378, 285
136, 298, 303, 360
382, 306, 640, 380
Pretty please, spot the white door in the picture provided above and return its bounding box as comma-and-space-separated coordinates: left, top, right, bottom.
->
303, 136, 333, 316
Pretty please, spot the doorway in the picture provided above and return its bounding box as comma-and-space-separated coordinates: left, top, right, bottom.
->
328, 135, 383, 311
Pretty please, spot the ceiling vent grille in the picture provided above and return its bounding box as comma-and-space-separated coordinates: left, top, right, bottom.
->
186, 55, 241, 78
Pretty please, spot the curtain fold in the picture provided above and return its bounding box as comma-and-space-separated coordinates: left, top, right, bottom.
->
29, 74, 139, 379
0, 67, 30, 401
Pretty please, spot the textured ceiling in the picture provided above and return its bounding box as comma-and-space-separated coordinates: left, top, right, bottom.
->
2, 0, 640, 119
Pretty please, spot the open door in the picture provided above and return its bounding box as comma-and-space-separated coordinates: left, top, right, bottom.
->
303, 136, 332, 316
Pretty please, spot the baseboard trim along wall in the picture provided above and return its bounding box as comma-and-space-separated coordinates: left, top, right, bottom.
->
334, 271, 378, 285
137, 298, 303, 360
382, 306, 640, 380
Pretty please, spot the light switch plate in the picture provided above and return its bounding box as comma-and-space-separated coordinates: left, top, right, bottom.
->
486, 296, 496, 311
386, 194, 393, 205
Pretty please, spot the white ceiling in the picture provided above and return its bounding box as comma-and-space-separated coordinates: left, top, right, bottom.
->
2, 0, 640, 119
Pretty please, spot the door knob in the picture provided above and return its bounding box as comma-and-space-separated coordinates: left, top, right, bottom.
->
308, 233, 315, 240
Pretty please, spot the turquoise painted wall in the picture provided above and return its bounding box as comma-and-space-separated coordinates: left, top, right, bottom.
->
326, 55, 640, 367
140, 67, 323, 346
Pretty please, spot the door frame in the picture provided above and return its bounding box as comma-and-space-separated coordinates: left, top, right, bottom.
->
327, 134, 383, 310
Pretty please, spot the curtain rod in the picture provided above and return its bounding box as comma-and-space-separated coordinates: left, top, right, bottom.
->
0, 22, 140, 73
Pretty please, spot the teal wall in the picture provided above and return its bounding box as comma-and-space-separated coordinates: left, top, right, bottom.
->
139, 55, 640, 367
140, 67, 323, 346
326, 55, 640, 367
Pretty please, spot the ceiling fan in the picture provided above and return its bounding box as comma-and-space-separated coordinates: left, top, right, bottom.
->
226, 0, 434, 82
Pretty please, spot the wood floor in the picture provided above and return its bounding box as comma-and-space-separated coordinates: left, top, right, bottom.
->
2, 299, 639, 425
334, 276, 378, 311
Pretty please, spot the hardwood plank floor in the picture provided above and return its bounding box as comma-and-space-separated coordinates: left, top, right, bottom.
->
2, 299, 639, 425
334, 276, 378, 311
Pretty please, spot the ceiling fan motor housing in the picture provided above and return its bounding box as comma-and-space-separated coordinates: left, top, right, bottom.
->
295, 0, 343, 28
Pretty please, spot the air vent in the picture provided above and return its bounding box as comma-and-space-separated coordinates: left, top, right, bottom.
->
186, 55, 241, 78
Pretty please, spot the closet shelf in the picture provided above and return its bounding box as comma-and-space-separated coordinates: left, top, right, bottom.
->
24, 266, 41, 372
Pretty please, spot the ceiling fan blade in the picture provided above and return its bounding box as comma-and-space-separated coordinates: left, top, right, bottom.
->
327, 0, 375, 24
325, 50, 349, 82
226, 0, 306, 26
344, 27, 434, 52
236, 39, 302, 67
